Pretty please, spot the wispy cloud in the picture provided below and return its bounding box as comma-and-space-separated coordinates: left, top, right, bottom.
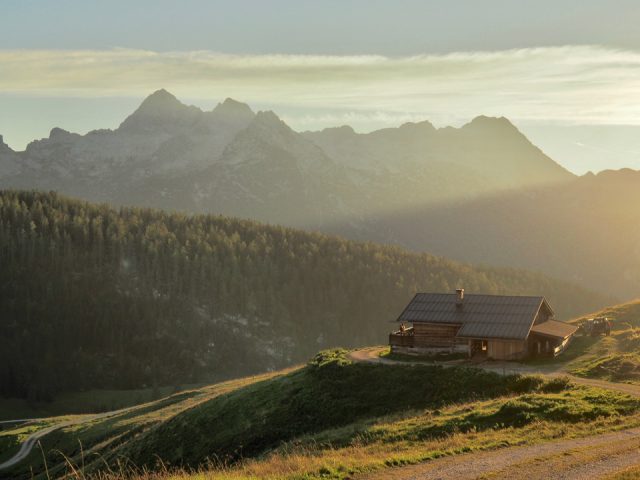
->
2, 45, 640, 127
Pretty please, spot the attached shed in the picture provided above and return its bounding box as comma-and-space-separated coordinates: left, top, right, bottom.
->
390, 289, 577, 360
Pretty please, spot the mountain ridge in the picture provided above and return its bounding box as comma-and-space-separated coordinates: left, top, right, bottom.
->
0, 89, 573, 227
2, 90, 636, 297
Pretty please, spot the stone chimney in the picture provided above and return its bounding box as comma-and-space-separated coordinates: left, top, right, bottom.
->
455, 288, 465, 308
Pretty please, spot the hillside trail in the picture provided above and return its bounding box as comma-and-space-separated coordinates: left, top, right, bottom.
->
350, 347, 640, 479
0, 401, 163, 471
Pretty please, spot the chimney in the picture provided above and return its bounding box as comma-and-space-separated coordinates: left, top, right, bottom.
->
455, 288, 464, 308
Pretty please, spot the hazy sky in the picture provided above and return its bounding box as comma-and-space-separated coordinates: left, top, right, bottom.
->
2, 0, 640, 173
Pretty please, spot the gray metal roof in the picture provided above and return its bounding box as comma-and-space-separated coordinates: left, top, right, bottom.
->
397, 293, 550, 340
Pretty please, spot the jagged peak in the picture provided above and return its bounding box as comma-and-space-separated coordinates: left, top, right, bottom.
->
49, 127, 72, 139
0, 134, 13, 153
462, 115, 518, 131
118, 89, 201, 132
139, 89, 182, 109
399, 120, 436, 132
212, 98, 254, 116
253, 110, 288, 128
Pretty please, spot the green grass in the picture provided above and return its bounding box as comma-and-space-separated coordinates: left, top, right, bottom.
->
116, 349, 536, 469
5, 349, 640, 480
379, 347, 468, 363
561, 300, 640, 382
0, 369, 296, 480
0, 435, 19, 464
0, 385, 202, 422
0, 420, 58, 464
78, 381, 640, 480
519, 300, 640, 381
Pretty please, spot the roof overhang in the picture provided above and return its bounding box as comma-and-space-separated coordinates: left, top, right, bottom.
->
529, 320, 578, 340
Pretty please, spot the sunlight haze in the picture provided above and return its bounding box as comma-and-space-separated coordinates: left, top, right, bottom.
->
2, 0, 640, 173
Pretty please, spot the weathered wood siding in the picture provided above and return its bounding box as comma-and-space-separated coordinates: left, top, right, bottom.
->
532, 306, 552, 325
487, 339, 528, 360
413, 322, 460, 348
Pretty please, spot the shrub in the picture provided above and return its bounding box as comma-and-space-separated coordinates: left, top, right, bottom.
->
540, 376, 573, 393
506, 374, 545, 393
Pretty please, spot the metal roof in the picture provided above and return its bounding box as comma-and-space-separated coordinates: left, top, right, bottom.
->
397, 293, 551, 340
530, 320, 577, 339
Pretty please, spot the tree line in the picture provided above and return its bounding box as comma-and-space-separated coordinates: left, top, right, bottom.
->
0, 190, 610, 400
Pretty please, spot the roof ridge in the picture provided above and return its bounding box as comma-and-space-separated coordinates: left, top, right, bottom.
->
416, 292, 544, 298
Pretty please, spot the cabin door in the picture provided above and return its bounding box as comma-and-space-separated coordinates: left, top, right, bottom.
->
471, 339, 488, 356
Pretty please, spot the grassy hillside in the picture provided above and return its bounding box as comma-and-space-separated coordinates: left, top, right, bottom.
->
2, 350, 639, 480
0, 190, 611, 403
566, 300, 640, 382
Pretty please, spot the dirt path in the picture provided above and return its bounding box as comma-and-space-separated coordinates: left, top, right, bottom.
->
360, 428, 640, 480
0, 406, 142, 471
351, 347, 640, 479
349, 347, 640, 397
0, 423, 64, 471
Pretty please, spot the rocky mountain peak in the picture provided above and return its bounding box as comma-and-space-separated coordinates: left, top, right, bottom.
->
213, 98, 254, 117
139, 89, 183, 110
118, 89, 202, 133
462, 115, 519, 133
399, 120, 436, 132
251, 110, 291, 133
49, 127, 77, 141
0, 135, 12, 153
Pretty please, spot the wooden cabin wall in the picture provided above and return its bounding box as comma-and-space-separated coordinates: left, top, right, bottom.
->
413, 323, 460, 347
487, 339, 527, 360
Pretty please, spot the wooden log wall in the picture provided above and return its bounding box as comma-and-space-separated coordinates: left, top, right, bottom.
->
413, 323, 460, 348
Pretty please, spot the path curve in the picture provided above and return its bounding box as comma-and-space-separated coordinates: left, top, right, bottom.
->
0, 423, 66, 471
349, 347, 640, 396
0, 406, 139, 471
350, 347, 640, 479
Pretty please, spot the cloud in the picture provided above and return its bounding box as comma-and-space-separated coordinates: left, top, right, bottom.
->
2, 45, 640, 127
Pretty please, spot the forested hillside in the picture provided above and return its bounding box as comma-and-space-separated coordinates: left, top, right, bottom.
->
0, 191, 610, 400
348, 169, 640, 298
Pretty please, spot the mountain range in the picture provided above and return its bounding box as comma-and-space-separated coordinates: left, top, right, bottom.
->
0, 89, 571, 222
1, 89, 638, 297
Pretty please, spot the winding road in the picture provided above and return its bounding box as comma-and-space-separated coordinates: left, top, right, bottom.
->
0, 422, 66, 471
0, 406, 139, 472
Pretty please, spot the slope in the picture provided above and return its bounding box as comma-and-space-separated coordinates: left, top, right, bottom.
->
338, 169, 640, 298
0, 190, 611, 403
2, 350, 639, 480
566, 300, 640, 382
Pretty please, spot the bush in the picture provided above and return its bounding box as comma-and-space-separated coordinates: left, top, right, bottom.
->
540, 376, 573, 393
506, 374, 545, 393
308, 349, 351, 369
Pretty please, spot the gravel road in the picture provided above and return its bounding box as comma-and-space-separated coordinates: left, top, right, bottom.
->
351, 347, 640, 479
